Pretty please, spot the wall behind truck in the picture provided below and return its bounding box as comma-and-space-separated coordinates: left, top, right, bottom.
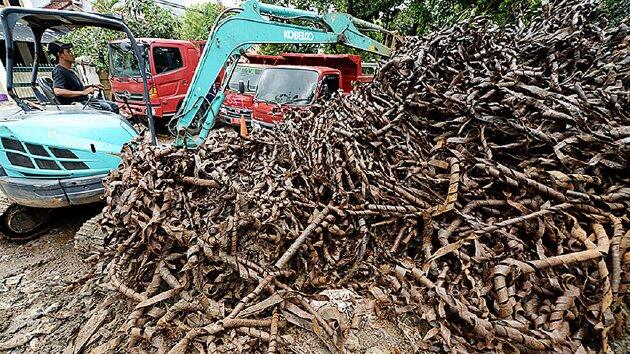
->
0, 38, 37, 100
0, 25, 66, 104
0, 62, 9, 105
0, 39, 101, 103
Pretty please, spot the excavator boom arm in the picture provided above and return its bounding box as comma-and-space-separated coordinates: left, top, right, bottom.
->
174, 0, 394, 147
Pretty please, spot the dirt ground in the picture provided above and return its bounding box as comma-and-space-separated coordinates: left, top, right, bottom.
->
0, 206, 104, 353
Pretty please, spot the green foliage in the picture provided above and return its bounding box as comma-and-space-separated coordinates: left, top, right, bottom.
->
62, 0, 179, 71
274, 0, 401, 25
63, 28, 119, 71
177, 2, 221, 41
91, 0, 120, 14
390, 0, 543, 36
604, 0, 630, 25
124, 0, 180, 39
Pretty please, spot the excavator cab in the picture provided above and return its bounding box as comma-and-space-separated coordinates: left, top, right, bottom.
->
0, 8, 154, 240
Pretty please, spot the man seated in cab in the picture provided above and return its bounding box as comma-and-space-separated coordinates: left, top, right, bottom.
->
48, 41, 118, 112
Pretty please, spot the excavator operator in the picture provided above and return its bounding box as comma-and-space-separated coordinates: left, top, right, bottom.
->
48, 41, 118, 112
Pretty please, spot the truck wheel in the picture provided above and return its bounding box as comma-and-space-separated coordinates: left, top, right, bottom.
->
74, 213, 107, 260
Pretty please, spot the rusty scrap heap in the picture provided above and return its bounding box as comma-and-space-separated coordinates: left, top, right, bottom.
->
96, 1, 629, 353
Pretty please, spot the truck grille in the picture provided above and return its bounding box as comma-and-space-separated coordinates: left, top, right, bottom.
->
114, 91, 145, 102
1, 138, 89, 172
222, 107, 252, 124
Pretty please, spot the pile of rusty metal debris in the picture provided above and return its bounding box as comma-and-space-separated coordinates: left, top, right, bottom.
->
82, 0, 628, 352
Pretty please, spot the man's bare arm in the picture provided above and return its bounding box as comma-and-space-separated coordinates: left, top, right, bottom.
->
53, 87, 95, 97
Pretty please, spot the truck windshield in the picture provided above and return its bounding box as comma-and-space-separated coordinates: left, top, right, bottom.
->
228, 65, 263, 93
255, 68, 318, 105
109, 42, 149, 77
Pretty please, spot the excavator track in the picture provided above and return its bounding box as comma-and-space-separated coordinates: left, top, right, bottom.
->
0, 196, 55, 242
74, 213, 107, 259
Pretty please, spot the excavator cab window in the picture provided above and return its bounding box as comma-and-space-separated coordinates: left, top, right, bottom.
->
320, 74, 339, 100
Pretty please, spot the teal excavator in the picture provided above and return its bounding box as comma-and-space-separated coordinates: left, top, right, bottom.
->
172, 0, 395, 147
0, 1, 394, 245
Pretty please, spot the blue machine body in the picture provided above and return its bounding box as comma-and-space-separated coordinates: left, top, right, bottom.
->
0, 108, 136, 178
0, 8, 152, 208
0, 108, 137, 207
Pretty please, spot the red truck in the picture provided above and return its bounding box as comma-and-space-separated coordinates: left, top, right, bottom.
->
220, 53, 372, 128
108, 38, 205, 122
109, 43, 371, 128
218, 63, 267, 126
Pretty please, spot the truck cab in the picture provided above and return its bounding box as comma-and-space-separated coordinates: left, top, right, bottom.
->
218, 63, 266, 126
109, 38, 205, 122
247, 54, 370, 128
218, 53, 375, 128
251, 65, 341, 128
218, 53, 290, 127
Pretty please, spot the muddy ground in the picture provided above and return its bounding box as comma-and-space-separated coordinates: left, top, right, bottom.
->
0, 127, 172, 354
0, 206, 103, 353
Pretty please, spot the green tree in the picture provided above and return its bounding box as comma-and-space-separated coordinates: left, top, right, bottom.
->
604, 0, 630, 25
62, 0, 179, 71
274, 0, 401, 26
124, 0, 180, 39
63, 27, 120, 71
91, 0, 121, 13
177, 2, 221, 41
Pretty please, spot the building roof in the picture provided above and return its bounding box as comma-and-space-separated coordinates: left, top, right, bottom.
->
0, 23, 59, 43
44, 0, 82, 11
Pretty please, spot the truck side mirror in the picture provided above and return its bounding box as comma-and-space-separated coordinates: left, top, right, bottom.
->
238, 80, 245, 94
